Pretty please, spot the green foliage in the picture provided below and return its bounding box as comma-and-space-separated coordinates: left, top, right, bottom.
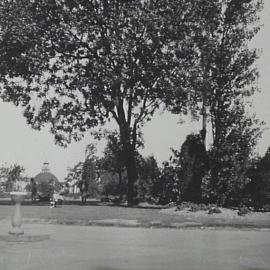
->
0, 0, 263, 205
98, 131, 125, 178
244, 147, 270, 208
100, 171, 127, 198
172, 133, 208, 203
82, 158, 96, 183
0, 164, 25, 192
136, 155, 161, 203
0, 0, 217, 206
65, 162, 84, 184
25, 183, 32, 193
165, 0, 263, 208
151, 162, 180, 205
208, 207, 222, 215
237, 206, 251, 216
82, 145, 99, 198
202, 106, 263, 206
97, 133, 126, 199
98, 153, 161, 202
175, 202, 221, 214
207, 0, 262, 147
168, 0, 263, 123
199, 0, 264, 207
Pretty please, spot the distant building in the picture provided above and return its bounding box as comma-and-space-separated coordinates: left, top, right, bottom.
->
34, 162, 61, 200
34, 162, 59, 186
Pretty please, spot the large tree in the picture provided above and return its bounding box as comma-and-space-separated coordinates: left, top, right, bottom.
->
166, 0, 263, 205
167, 0, 263, 145
202, 104, 263, 206
206, 0, 262, 147
0, 0, 202, 205
198, 0, 264, 206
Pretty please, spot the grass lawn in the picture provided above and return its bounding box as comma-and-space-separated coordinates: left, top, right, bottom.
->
0, 199, 270, 229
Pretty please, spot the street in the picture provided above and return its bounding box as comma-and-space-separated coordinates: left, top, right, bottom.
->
0, 220, 269, 270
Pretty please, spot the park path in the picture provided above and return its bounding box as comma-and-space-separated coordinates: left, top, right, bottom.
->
0, 219, 270, 270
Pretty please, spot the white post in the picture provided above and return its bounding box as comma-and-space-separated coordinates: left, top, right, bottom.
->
9, 200, 24, 235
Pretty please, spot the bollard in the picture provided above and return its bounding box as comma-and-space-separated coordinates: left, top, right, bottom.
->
9, 192, 27, 235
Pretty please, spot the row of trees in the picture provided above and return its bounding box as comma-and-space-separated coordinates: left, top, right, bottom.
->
0, 0, 265, 205
0, 164, 25, 192
65, 130, 270, 208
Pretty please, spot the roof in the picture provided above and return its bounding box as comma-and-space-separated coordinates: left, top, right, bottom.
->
34, 172, 59, 185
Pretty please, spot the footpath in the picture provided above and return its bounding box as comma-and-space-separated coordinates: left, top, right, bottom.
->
0, 203, 270, 270
0, 219, 270, 270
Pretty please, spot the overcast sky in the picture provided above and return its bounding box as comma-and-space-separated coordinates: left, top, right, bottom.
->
0, 1, 269, 181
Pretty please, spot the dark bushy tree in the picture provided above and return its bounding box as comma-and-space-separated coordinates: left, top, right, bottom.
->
98, 131, 126, 199
136, 155, 160, 203
202, 105, 263, 206
166, 1, 263, 139
151, 162, 180, 205
172, 132, 208, 203
82, 158, 98, 198
161, 1, 263, 207
99, 171, 126, 200
245, 147, 270, 208
82, 144, 99, 198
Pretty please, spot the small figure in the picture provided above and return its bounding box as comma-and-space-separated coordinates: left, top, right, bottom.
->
77, 180, 88, 205
49, 197, 56, 208
30, 178, 37, 202
51, 183, 70, 207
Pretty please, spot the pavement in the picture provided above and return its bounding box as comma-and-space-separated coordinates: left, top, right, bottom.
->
1, 218, 270, 270
0, 202, 270, 270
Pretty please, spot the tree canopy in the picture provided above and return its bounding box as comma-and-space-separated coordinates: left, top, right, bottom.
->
0, 0, 206, 205
0, 0, 200, 145
0, 0, 263, 205
167, 0, 263, 142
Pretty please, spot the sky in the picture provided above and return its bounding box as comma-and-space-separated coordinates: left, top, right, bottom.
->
0, 1, 269, 181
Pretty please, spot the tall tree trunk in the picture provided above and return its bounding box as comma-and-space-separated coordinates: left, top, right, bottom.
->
117, 100, 138, 206
124, 146, 138, 206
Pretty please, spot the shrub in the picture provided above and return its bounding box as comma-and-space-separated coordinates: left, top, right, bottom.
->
172, 133, 208, 203
175, 202, 220, 213
208, 207, 222, 215
136, 155, 161, 203
202, 113, 263, 207
151, 162, 180, 205
237, 206, 251, 216
262, 204, 270, 212
244, 148, 270, 208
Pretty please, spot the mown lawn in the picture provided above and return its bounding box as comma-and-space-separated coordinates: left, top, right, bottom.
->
0, 203, 190, 225
1, 200, 270, 229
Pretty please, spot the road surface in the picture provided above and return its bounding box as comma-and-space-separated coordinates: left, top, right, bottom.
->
0, 220, 269, 270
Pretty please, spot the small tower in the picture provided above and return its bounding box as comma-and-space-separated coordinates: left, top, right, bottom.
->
42, 162, 50, 173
